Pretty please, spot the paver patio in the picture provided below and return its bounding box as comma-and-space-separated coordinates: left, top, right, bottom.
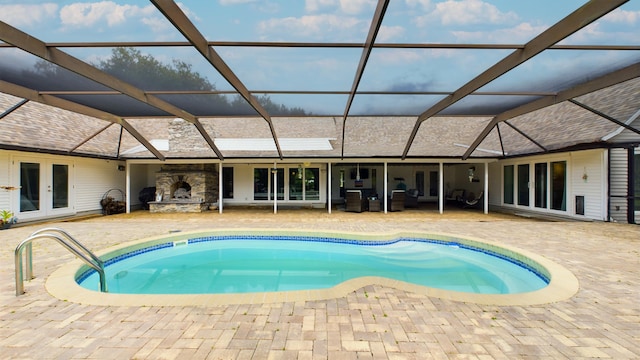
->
0, 208, 638, 359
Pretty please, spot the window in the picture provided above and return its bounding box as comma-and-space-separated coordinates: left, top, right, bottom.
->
305, 168, 320, 200
20, 162, 40, 212
426, 171, 435, 197
517, 164, 529, 206
635, 154, 640, 211
504, 165, 514, 204
551, 161, 566, 211
254, 168, 269, 200
52, 164, 69, 209
534, 163, 547, 208
272, 168, 284, 200
255, 166, 319, 201
222, 167, 234, 199
289, 168, 303, 200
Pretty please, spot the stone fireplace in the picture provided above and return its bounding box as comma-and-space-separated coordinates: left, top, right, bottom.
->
148, 164, 218, 213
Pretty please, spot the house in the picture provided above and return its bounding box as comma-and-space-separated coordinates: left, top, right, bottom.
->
0, 1, 639, 224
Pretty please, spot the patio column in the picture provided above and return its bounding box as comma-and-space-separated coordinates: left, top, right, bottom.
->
273, 162, 278, 214
125, 162, 131, 214
384, 162, 388, 213
484, 162, 489, 214
327, 162, 332, 214
218, 163, 223, 214
439, 162, 444, 214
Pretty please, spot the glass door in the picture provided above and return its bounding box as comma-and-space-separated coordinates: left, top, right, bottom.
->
534, 163, 547, 208
517, 164, 530, 206
16, 158, 73, 220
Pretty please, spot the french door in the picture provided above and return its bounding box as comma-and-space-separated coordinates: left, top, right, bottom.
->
14, 157, 74, 220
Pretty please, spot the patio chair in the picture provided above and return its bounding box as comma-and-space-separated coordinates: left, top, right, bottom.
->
463, 191, 483, 209
404, 188, 419, 208
345, 190, 366, 212
445, 189, 465, 205
389, 190, 405, 211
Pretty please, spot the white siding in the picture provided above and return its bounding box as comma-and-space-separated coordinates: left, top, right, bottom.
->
571, 150, 606, 220
609, 148, 629, 222
0, 150, 125, 219
0, 151, 10, 211
488, 162, 501, 206
74, 158, 126, 212
493, 150, 607, 221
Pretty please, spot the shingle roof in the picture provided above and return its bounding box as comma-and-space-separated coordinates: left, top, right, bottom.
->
0, 1, 638, 160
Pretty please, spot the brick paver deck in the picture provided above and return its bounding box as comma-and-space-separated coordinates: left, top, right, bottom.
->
0, 208, 638, 359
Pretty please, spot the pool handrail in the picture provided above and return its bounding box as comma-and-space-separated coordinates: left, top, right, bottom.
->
15, 228, 107, 295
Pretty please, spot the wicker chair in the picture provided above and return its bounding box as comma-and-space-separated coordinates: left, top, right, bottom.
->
389, 190, 405, 211
345, 190, 366, 212
405, 188, 419, 208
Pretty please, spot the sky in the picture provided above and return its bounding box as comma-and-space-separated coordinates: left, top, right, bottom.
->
0, 0, 639, 116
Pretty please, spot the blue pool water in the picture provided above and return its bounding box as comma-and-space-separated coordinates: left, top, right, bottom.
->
77, 236, 548, 295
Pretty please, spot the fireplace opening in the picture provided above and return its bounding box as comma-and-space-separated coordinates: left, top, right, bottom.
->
171, 180, 192, 200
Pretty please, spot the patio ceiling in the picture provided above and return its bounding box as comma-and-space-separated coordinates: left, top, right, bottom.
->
0, 0, 639, 161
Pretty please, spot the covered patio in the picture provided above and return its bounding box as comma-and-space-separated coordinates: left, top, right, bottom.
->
1, 210, 638, 358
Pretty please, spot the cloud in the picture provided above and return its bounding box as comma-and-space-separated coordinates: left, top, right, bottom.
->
339, 0, 376, 15
305, 0, 375, 15
386, 80, 436, 92
453, 22, 546, 43
306, 0, 336, 13
257, 14, 367, 40
405, 0, 432, 10
0, 3, 58, 28
141, 17, 173, 35
377, 25, 405, 42
415, 0, 518, 27
373, 49, 423, 65
602, 8, 640, 24
59, 1, 156, 28
219, 0, 258, 5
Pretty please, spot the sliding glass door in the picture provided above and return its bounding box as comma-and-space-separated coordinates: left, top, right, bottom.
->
517, 164, 530, 206
534, 163, 547, 208
254, 165, 321, 202
551, 161, 566, 211
504, 160, 566, 213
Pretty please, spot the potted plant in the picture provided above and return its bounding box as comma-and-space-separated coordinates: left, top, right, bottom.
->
1, 209, 17, 230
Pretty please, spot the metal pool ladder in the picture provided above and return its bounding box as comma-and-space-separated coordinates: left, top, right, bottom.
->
15, 227, 107, 296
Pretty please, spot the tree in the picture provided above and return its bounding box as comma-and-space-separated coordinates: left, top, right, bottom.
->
27, 47, 308, 116
97, 47, 213, 91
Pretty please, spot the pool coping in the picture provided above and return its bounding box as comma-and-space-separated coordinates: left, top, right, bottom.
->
46, 228, 579, 306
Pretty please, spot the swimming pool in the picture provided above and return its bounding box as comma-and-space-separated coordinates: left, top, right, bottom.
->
76, 231, 549, 293
48, 229, 578, 306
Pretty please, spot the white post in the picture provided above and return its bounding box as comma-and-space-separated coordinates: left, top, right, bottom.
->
327, 162, 332, 214
439, 162, 444, 214
273, 162, 277, 214
484, 162, 489, 214
383, 162, 388, 213
218, 163, 223, 214
125, 162, 130, 214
